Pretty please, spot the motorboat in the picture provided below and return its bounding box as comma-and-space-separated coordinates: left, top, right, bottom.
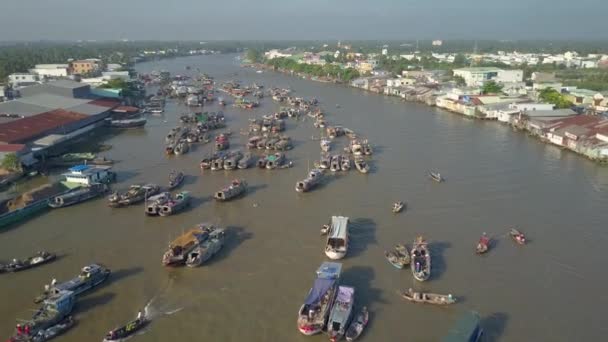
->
345, 307, 368, 342
327, 286, 355, 342
476, 233, 490, 254
34, 264, 110, 303
384, 244, 410, 269
0, 251, 56, 273
510, 228, 526, 245
185, 227, 226, 267
392, 201, 404, 213
325, 216, 349, 260
103, 310, 148, 342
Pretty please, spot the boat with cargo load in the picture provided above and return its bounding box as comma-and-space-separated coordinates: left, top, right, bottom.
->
400, 288, 456, 305
384, 244, 410, 269
0, 251, 56, 273
185, 226, 226, 267
103, 310, 148, 342
108, 184, 160, 208
162, 224, 219, 266
297, 262, 342, 335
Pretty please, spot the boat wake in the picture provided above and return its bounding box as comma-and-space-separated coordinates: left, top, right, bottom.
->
143, 284, 185, 321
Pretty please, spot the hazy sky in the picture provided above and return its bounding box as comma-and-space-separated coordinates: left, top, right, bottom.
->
1, 0, 606, 41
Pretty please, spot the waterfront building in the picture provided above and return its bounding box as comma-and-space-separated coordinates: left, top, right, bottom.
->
31, 64, 70, 78
8, 73, 40, 88
453, 67, 523, 87
70, 60, 101, 75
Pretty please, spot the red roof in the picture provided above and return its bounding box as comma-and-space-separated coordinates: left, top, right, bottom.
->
550, 115, 602, 130
0, 144, 26, 152
0, 109, 87, 144
89, 98, 121, 108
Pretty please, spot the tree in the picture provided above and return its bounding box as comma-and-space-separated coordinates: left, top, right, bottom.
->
245, 49, 261, 63
1, 153, 21, 172
539, 88, 573, 109
481, 81, 504, 94
453, 54, 467, 67
454, 75, 466, 87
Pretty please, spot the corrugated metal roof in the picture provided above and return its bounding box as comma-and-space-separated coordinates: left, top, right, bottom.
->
18, 93, 89, 109
44, 79, 86, 89
0, 100, 50, 116
66, 103, 110, 116
0, 144, 26, 152
0, 109, 87, 144
89, 98, 121, 108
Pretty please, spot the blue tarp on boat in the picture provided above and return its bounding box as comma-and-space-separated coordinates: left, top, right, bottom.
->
304, 278, 336, 305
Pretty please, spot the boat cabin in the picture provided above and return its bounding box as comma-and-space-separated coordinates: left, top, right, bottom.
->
316, 261, 343, 280
325, 216, 349, 260
63, 165, 114, 186
43, 290, 75, 315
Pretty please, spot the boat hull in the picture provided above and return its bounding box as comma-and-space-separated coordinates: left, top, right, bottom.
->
325, 250, 346, 260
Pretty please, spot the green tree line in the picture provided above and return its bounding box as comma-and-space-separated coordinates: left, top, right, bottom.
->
266, 57, 360, 82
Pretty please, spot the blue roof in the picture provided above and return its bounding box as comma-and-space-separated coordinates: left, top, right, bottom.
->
304, 278, 336, 305
317, 262, 342, 280
68, 165, 91, 172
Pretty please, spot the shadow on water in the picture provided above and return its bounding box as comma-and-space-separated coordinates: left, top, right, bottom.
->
207, 226, 253, 265
481, 312, 509, 342
180, 195, 211, 213
113, 170, 139, 183
429, 241, 451, 281
75, 292, 115, 314
247, 183, 268, 196
181, 175, 198, 187
108, 266, 144, 285
340, 266, 385, 332
348, 218, 377, 258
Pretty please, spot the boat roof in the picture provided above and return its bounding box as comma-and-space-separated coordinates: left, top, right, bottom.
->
65, 164, 112, 175
329, 216, 349, 240
316, 262, 342, 280
336, 286, 355, 303
442, 311, 482, 342
304, 278, 336, 305
170, 228, 208, 248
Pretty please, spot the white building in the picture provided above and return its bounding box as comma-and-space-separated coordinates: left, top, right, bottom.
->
8, 73, 40, 87
381, 48, 388, 56
264, 49, 293, 60
453, 67, 523, 87
31, 64, 70, 78
432, 40, 443, 46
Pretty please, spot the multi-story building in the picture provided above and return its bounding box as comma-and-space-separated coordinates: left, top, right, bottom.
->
453, 67, 523, 87
8, 73, 40, 88
70, 60, 101, 75
31, 64, 70, 78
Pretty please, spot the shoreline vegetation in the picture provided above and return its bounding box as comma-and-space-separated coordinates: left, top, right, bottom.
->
242, 58, 608, 165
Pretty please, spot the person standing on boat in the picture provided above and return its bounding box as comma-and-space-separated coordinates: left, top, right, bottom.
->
15, 324, 22, 335
51, 278, 57, 286
24, 325, 30, 336
137, 310, 143, 319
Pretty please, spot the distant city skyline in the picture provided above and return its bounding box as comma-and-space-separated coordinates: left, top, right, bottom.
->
0, 0, 606, 41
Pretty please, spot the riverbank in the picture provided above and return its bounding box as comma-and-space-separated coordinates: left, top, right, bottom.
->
246, 61, 608, 164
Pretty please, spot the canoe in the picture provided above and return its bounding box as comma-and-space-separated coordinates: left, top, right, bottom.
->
392, 201, 404, 213
384, 244, 410, 269
510, 228, 526, 245
0, 251, 56, 273
345, 306, 368, 341
400, 288, 456, 305
476, 234, 490, 254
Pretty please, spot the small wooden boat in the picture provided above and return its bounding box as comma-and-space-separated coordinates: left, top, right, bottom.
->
0, 251, 56, 273
345, 306, 368, 342
429, 171, 443, 182
108, 184, 160, 208
510, 228, 526, 245
384, 244, 410, 269
174, 141, 190, 155
168, 171, 184, 190
411, 236, 431, 281
476, 233, 490, 254
159, 191, 191, 216
400, 288, 456, 305
103, 310, 148, 342
392, 201, 404, 213
354, 157, 370, 174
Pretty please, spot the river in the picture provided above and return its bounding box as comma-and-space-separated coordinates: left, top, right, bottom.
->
1, 54, 608, 341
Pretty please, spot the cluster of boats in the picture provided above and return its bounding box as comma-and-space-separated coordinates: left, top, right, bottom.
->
143, 95, 165, 114
247, 135, 292, 151
6, 263, 111, 341
297, 262, 368, 341
248, 117, 286, 134
476, 228, 527, 255
165, 112, 225, 155
162, 223, 225, 267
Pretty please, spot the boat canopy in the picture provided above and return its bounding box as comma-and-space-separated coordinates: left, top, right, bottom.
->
316, 262, 342, 280
304, 278, 336, 305
329, 216, 349, 240
336, 286, 355, 304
